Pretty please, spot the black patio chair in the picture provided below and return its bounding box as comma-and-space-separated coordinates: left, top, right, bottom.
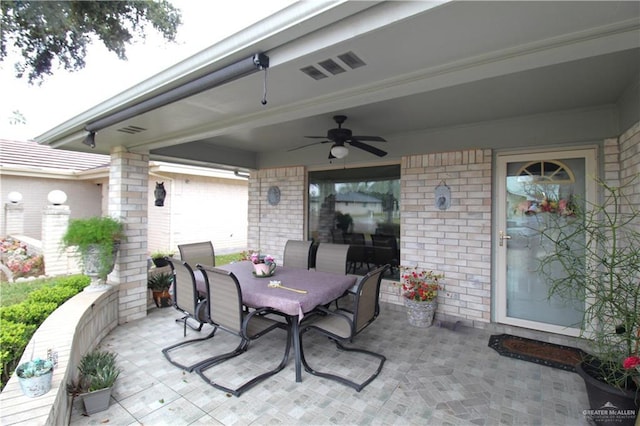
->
193, 265, 292, 397
299, 264, 389, 391
371, 234, 399, 274
161, 258, 215, 372
343, 232, 371, 274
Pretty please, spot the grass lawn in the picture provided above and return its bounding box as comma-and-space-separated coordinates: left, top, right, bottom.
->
0, 278, 55, 307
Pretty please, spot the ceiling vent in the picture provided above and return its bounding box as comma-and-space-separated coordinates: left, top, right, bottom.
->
116, 125, 147, 134
338, 51, 366, 69
318, 59, 346, 75
301, 51, 366, 80
300, 66, 327, 80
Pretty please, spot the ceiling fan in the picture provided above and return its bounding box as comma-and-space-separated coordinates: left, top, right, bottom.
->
289, 115, 387, 159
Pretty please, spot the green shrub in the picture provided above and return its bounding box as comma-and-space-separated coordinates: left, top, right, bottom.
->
26, 285, 79, 305
54, 274, 90, 292
0, 321, 37, 388
0, 302, 58, 325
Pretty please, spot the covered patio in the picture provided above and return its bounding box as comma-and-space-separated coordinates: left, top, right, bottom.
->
70, 303, 589, 425
28, 2, 639, 424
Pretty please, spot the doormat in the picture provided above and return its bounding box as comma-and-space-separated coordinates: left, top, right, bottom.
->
488, 334, 588, 372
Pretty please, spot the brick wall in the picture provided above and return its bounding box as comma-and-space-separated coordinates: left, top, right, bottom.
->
248, 167, 306, 263
401, 149, 492, 325
618, 122, 640, 234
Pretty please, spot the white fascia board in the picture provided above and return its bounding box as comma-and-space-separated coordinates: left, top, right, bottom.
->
149, 161, 248, 180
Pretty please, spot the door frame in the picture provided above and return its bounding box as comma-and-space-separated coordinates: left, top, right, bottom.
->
494, 146, 598, 336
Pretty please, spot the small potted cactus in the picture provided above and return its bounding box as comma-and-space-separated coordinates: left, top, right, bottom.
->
67, 350, 121, 415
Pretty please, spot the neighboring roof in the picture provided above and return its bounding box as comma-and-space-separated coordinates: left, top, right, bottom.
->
336, 192, 381, 204
0, 139, 109, 171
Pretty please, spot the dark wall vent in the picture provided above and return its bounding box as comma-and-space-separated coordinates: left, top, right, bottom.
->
117, 125, 147, 134
300, 66, 328, 80
301, 51, 366, 80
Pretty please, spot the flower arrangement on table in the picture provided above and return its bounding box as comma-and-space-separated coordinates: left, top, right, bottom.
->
249, 252, 275, 265
246, 252, 276, 277
400, 266, 443, 302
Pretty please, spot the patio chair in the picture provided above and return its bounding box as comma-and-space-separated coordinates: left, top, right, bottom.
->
178, 241, 215, 268
331, 229, 345, 244
194, 265, 292, 397
283, 239, 313, 269
371, 234, 399, 274
343, 232, 371, 274
299, 264, 389, 391
161, 258, 215, 372
314, 243, 350, 275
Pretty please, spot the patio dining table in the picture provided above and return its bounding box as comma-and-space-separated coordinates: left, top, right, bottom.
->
197, 261, 357, 382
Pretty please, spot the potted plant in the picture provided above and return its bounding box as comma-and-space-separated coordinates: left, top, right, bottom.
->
249, 252, 276, 276
148, 271, 173, 307
400, 266, 444, 327
150, 249, 173, 268
61, 216, 124, 284
538, 177, 639, 425
67, 349, 121, 415
15, 358, 54, 398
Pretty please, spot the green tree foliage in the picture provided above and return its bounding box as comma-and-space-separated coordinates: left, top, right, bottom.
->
1, 0, 182, 83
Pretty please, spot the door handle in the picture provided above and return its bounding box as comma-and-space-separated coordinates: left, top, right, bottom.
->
499, 230, 511, 247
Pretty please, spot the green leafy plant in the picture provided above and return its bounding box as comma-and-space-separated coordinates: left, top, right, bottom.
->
61, 216, 125, 280
147, 272, 173, 291
68, 350, 121, 395
538, 177, 640, 392
150, 249, 174, 260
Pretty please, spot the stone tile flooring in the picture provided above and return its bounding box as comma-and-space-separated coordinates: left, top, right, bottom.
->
70, 303, 591, 426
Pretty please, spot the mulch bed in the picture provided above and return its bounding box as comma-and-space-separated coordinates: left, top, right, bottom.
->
488, 333, 588, 372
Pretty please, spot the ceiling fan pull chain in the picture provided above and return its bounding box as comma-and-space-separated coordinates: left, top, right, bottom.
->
261, 68, 268, 106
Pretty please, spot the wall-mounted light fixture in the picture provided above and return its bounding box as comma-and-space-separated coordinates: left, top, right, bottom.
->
7, 191, 23, 203
82, 132, 96, 148
330, 144, 349, 159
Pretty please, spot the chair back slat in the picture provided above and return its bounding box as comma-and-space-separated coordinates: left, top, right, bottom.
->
198, 265, 243, 334
167, 258, 198, 317
353, 264, 388, 333
178, 241, 215, 268
315, 243, 350, 274
283, 240, 312, 269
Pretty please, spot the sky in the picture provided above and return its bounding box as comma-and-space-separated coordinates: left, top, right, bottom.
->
0, 0, 296, 141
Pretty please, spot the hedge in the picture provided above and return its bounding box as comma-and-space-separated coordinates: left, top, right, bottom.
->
0, 275, 90, 389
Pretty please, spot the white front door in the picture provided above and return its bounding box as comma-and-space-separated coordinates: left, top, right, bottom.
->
495, 147, 597, 336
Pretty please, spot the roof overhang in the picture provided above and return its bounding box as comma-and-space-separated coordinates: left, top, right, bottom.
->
36, 1, 640, 171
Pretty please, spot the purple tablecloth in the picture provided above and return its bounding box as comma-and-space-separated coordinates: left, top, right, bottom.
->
195, 261, 356, 320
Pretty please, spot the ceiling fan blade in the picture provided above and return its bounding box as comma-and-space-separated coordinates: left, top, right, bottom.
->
287, 141, 327, 152
351, 135, 386, 142
304, 136, 328, 139
349, 139, 388, 157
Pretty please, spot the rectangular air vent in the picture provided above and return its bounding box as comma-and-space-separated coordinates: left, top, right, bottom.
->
300, 66, 327, 80
116, 125, 147, 134
338, 51, 366, 69
318, 59, 346, 75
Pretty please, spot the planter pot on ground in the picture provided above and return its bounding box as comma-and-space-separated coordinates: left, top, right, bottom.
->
152, 289, 172, 308
17, 371, 53, 397
576, 361, 638, 426
81, 388, 112, 415
404, 298, 437, 327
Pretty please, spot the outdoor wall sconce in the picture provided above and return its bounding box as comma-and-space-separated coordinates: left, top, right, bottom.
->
7, 191, 23, 203
154, 182, 167, 207
435, 181, 451, 210
47, 190, 67, 205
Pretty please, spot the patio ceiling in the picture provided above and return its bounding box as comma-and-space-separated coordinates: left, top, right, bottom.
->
37, 1, 640, 172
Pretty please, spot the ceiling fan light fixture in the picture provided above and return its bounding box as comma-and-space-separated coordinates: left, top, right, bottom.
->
331, 145, 349, 159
